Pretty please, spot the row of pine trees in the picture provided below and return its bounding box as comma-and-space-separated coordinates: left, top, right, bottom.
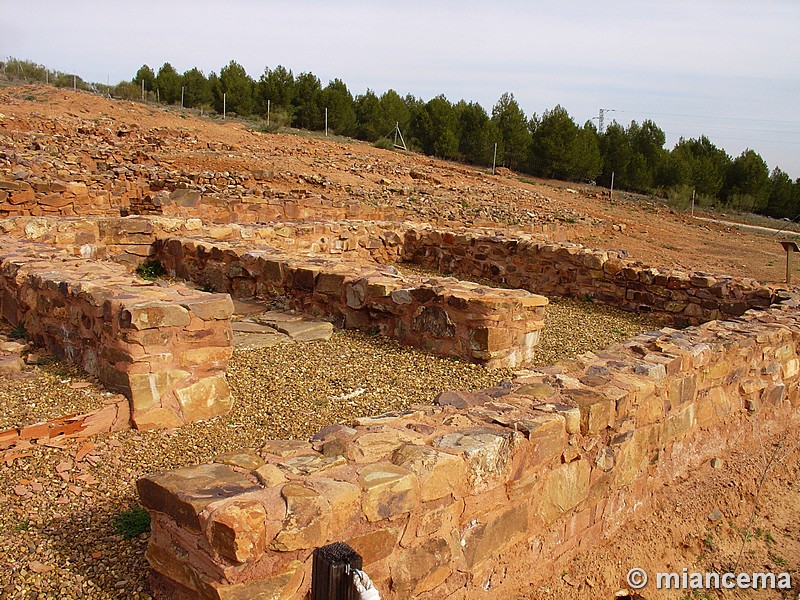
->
3, 57, 798, 219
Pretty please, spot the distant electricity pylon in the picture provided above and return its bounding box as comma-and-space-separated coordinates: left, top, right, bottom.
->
593, 108, 616, 134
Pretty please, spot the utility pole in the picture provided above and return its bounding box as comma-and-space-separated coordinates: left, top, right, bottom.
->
141, 79, 145, 101
267, 99, 270, 126
223, 93, 226, 119
594, 108, 616, 134
181, 86, 184, 109
325, 107, 328, 136
492, 142, 498, 175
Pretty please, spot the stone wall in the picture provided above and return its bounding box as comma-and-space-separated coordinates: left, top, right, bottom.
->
5, 216, 788, 328
0, 216, 410, 266
0, 237, 235, 429
153, 237, 548, 368
0, 176, 141, 218
137, 301, 800, 599
402, 225, 789, 326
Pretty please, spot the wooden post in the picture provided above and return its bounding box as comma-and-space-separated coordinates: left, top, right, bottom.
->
781, 241, 800, 284
492, 142, 498, 175
311, 542, 362, 600
223, 93, 226, 119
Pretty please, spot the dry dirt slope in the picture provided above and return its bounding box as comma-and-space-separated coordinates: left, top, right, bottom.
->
0, 83, 796, 283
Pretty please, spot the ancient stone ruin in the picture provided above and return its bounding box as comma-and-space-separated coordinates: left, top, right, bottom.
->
1, 88, 798, 599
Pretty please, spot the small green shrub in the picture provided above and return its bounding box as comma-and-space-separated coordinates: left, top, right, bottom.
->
14, 520, 30, 533
256, 108, 292, 133
135, 260, 166, 281
10, 322, 28, 340
373, 137, 395, 151
114, 506, 151, 539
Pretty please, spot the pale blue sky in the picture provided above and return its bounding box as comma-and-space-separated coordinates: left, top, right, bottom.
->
2, 0, 798, 177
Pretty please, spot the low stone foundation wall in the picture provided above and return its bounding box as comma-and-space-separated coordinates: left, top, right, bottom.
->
0, 216, 409, 266
153, 237, 547, 368
0, 237, 235, 429
402, 225, 789, 326
137, 301, 800, 599
4, 216, 788, 328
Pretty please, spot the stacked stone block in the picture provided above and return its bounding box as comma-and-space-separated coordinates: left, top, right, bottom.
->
153, 237, 547, 368
0, 237, 234, 429
402, 225, 790, 326
138, 301, 800, 598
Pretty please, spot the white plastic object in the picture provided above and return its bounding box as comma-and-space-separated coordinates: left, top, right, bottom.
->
352, 568, 381, 600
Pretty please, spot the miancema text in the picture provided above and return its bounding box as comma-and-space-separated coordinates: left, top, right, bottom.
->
657, 570, 792, 590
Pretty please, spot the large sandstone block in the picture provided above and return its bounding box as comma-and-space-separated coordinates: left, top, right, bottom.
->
175, 375, 233, 423
358, 463, 420, 522
392, 537, 454, 596
460, 504, 529, 570
205, 500, 268, 563
538, 458, 590, 524
564, 389, 615, 434
392, 444, 467, 502
272, 484, 331, 551
138, 464, 260, 532
434, 428, 517, 492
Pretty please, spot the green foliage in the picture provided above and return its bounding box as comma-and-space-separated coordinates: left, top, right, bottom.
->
492, 92, 531, 172
112, 81, 141, 101
256, 65, 296, 117
16, 52, 789, 223
10, 322, 28, 340
723, 149, 771, 211
133, 64, 156, 92
291, 72, 323, 129
213, 61, 255, 116
666, 184, 696, 211
135, 260, 166, 281
156, 62, 182, 105
456, 101, 496, 165
182, 67, 212, 108
257, 108, 292, 133
373, 137, 395, 151
114, 507, 151, 539
321, 78, 356, 136
2, 58, 50, 83
529, 106, 601, 181
13, 519, 30, 533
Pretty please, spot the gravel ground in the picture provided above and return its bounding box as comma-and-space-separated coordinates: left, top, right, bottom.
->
0, 302, 662, 599
0, 359, 109, 431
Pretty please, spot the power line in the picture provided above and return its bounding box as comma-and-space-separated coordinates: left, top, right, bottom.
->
661, 132, 800, 146
655, 122, 800, 135
615, 109, 800, 127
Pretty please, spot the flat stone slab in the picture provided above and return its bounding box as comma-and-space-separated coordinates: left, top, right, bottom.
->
269, 320, 334, 342
234, 331, 287, 349
137, 463, 260, 532
232, 322, 278, 334
232, 299, 269, 318
232, 311, 334, 347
